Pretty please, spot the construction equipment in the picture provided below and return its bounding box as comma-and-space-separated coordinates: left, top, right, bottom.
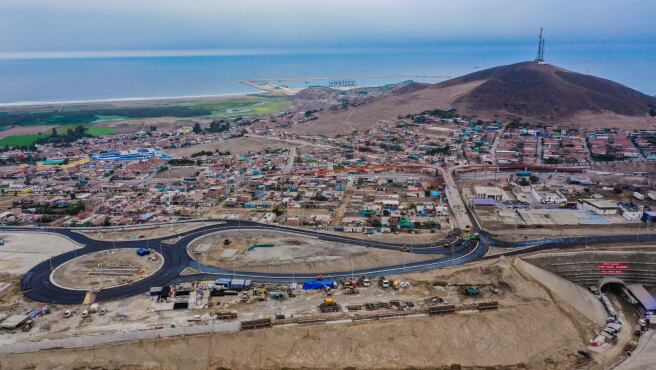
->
240, 318, 272, 330
477, 301, 499, 311
624, 339, 638, 356
463, 286, 480, 297
428, 304, 456, 315
319, 297, 340, 313
215, 311, 238, 320
254, 288, 268, 301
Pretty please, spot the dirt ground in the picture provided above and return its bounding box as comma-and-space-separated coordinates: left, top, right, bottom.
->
0, 125, 57, 138
323, 229, 450, 244
0, 232, 82, 276
82, 222, 218, 241
188, 230, 437, 274
0, 256, 611, 370
153, 166, 201, 179
51, 249, 163, 290
489, 225, 656, 242
168, 136, 305, 157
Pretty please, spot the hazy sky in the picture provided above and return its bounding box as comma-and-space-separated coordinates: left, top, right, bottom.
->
1, 0, 655, 56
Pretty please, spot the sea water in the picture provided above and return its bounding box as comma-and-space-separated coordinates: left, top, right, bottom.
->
0, 43, 653, 105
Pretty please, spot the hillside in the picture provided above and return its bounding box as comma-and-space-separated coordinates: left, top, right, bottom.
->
297, 61, 656, 136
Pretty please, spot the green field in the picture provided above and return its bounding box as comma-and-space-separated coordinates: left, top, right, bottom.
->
0, 97, 290, 148
185, 98, 291, 117
1, 97, 292, 128
0, 125, 116, 148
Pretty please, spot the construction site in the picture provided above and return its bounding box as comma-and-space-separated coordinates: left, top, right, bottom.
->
51, 248, 163, 291
187, 230, 437, 274
0, 221, 653, 369
0, 249, 641, 369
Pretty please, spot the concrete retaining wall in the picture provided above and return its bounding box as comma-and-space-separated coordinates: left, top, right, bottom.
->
523, 251, 656, 287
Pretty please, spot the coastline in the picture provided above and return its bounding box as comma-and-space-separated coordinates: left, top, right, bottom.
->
0, 91, 262, 110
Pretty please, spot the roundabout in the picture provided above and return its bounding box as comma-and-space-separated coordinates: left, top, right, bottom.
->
11, 220, 656, 305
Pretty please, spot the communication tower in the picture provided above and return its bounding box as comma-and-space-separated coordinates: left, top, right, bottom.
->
535, 28, 546, 64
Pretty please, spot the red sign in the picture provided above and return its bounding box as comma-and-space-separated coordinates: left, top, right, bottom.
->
595, 262, 630, 275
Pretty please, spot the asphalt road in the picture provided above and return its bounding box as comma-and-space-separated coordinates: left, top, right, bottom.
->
8, 220, 656, 304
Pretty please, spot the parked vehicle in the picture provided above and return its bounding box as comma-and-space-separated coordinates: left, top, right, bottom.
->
81, 310, 90, 318
63, 310, 72, 318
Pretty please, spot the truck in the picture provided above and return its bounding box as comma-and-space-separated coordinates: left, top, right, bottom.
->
633, 192, 645, 201
215, 311, 238, 320
648, 191, 656, 201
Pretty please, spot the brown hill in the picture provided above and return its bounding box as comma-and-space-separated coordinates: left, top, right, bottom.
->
445, 61, 656, 121
296, 61, 656, 136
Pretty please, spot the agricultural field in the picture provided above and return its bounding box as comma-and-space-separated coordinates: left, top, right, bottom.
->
0, 125, 116, 148
183, 98, 291, 117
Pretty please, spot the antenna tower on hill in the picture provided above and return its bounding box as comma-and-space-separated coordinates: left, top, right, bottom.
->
535, 28, 546, 64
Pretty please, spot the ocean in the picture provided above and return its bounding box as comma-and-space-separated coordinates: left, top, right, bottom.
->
0, 43, 654, 105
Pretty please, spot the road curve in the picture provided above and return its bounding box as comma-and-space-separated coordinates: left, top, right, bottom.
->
9, 220, 656, 304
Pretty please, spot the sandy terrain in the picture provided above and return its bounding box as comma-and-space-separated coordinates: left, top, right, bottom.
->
616, 330, 656, 370
0, 232, 82, 276
323, 229, 450, 244
569, 111, 656, 130
189, 230, 437, 274
82, 222, 218, 241
293, 80, 485, 136
153, 166, 201, 179
51, 249, 163, 290
0, 256, 608, 369
168, 136, 305, 157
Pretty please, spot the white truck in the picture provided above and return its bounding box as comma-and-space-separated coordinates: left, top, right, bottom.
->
648, 191, 656, 201
633, 192, 645, 201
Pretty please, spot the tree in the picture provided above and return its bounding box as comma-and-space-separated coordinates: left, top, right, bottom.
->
192, 122, 203, 134
382, 209, 391, 217
51, 127, 58, 136
208, 120, 230, 133
66, 202, 85, 216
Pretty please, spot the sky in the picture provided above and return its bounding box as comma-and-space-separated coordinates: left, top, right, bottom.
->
1, 0, 655, 58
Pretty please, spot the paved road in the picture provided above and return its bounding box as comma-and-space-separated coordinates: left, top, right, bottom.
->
9, 217, 656, 304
